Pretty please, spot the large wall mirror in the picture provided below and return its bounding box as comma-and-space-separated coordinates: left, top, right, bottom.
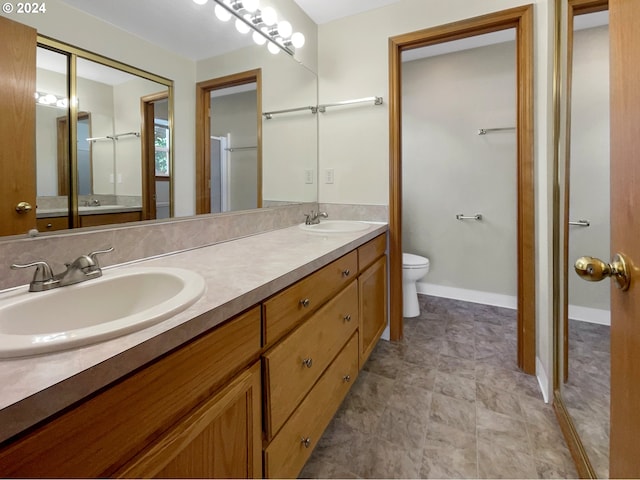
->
34, 41, 173, 233
555, 0, 609, 477
0, 0, 318, 238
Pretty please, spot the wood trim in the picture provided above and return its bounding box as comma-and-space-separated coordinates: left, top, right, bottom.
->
388, 5, 536, 373
140, 91, 168, 221
553, 391, 597, 478
195, 69, 262, 214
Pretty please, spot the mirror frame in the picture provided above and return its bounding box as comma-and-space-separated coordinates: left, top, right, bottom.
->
35, 34, 175, 230
552, 0, 609, 478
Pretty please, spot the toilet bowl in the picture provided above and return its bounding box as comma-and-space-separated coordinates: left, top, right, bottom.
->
402, 253, 430, 318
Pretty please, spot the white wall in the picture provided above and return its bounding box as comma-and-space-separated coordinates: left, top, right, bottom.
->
568, 25, 610, 323
317, 0, 556, 397
402, 40, 517, 298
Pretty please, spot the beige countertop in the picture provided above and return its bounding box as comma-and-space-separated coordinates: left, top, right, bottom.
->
0, 222, 387, 443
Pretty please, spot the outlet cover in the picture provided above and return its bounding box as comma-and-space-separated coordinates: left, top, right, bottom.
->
325, 168, 335, 184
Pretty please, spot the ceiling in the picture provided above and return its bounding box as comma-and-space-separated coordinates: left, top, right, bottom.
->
57, 0, 401, 61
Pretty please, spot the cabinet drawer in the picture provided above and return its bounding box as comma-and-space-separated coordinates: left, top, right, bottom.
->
264, 333, 359, 479
263, 281, 358, 439
0, 307, 262, 478
358, 233, 386, 272
36, 217, 68, 232
263, 251, 357, 346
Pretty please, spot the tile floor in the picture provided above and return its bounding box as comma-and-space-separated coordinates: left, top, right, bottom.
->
563, 319, 610, 478
300, 295, 578, 479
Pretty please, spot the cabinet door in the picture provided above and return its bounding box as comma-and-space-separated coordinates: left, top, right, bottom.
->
0, 15, 37, 236
118, 362, 262, 479
358, 255, 387, 365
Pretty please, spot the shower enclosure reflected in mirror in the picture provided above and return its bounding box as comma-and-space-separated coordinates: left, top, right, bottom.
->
556, 1, 610, 477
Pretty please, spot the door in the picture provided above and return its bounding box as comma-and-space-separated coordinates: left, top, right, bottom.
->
0, 16, 37, 236
608, 0, 640, 476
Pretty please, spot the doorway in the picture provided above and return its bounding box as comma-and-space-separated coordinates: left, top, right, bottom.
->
196, 69, 262, 214
389, 5, 536, 374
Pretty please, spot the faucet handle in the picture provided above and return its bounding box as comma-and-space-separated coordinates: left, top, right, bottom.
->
88, 247, 114, 268
10, 261, 55, 284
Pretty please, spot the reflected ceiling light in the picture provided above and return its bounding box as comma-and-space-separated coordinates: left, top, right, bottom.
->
252, 29, 267, 45
35, 91, 69, 109
276, 20, 292, 38
207, 0, 304, 57
193, 0, 208, 4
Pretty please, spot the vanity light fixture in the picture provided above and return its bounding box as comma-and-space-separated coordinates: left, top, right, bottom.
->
196, 0, 305, 57
34, 91, 69, 109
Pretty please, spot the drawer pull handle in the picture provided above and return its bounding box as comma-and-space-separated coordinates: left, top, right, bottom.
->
343, 314, 352, 322
46, 223, 53, 229
343, 374, 351, 383
302, 357, 313, 368
300, 298, 310, 308
301, 437, 312, 448
342, 269, 350, 277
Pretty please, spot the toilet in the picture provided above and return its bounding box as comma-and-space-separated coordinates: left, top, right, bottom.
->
402, 253, 430, 318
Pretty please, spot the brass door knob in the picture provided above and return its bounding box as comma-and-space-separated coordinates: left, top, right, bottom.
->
15, 202, 33, 214
574, 253, 631, 291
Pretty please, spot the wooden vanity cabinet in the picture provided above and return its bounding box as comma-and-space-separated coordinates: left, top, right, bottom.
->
0, 307, 262, 478
357, 234, 388, 366
118, 362, 262, 479
261, 233, 388, 479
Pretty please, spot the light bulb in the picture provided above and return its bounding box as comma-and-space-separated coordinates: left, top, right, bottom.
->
235, 17, 250, 33
277, 20, 292, 38
291, 31, 305, 48
214, 3, 232, 21
267, 41, 280, 54
252, 30, 267, 45
261, 6, 277, 26
192, 0, 207, 4
243, 0, 259, 12
44, 94, 57, 104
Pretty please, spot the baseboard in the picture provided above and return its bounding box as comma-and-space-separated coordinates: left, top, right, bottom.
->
416, 282, 517, 310
536, 356, 550, 403
568, 304, 610, 326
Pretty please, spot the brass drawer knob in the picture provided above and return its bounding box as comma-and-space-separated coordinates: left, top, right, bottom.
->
342, 269, 350, 277
343, 374, 351, 383
343, 314, 352, 322
302, 357, 313, 368
300, 298, 310, 308
301, 437, 312, 448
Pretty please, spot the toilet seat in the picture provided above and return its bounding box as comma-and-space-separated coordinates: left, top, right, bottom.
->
403, 253, 429, 269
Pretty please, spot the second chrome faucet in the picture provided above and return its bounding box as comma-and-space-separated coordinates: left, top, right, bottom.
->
11, 247, 114, 292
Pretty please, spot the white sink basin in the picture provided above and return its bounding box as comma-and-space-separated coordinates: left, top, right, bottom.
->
0, 267, 206, 358
299, 220, 370, 233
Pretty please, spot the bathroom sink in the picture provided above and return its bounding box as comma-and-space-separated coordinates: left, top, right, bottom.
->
0, 267, 206, 358
299, 220, 370, 233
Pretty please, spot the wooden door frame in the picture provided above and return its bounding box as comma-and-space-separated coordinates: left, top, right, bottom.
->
388, 5, 536, 374
57, 111, 91, 197
195, 69, 262, 214
141, 91, 169, 221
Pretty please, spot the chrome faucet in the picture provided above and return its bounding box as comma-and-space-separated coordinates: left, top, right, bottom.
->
304, 210, 328, 225
11, 247, 114, 292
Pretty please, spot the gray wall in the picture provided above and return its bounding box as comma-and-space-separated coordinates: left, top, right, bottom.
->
568, 25, 610, 320
402, 40, 517, 298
